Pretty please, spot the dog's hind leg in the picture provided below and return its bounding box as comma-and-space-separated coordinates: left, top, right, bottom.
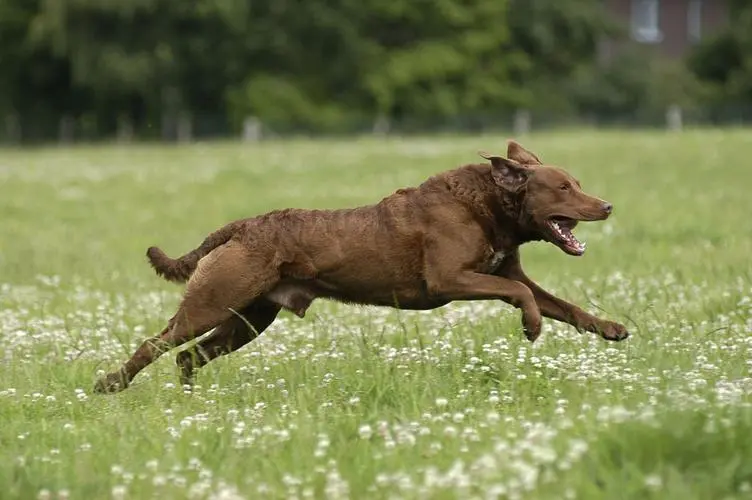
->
93, 308, 229, 393
175, 300, 280, 387
94, 241, 279, 394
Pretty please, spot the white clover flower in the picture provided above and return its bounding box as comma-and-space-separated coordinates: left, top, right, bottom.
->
358, 425, 373, 439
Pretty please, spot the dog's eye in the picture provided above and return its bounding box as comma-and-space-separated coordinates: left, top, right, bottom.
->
559, 183, 570, 191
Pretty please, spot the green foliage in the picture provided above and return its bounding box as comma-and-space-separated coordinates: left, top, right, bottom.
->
8, 0, 749, 138
688, 1, 752, 104
0, 0, 620, 139
505, 0, 621, 110
0, 0, 75, 128
226, 75, 352, 132
359, 0, 525, 117
568, 47, 708, 122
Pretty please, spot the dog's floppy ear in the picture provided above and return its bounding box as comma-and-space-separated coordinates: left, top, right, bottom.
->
507, 140, 542, 166
479, 151, 531, 192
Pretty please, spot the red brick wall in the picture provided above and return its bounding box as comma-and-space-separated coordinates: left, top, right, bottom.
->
599, 0, 729, 62
702, 0, 730, 36
660, 0, 688, 59
598, 0, 631, 64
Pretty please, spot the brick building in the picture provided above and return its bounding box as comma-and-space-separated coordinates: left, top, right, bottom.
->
601, 0, 729, 60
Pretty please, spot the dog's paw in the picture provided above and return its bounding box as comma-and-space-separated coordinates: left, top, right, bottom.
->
522, 314, 542, 343
93, 372, 129, 394
599, 321, 630, 342
524, 327, 541, 343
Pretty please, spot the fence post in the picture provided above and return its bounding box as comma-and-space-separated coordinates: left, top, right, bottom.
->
161, 86, 181, 141
666, 104, 683, 131
242, 116, 262, 142
161, 113, 173, 141
116, 114, 134, 144
59, 115, 75, 144
513, 109, 531, 136
4, 114, 21, 144
372, 114, 390, 136
176, 112, 192, 143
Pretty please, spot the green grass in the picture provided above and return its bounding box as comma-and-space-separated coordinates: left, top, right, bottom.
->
1, 129, 751, 499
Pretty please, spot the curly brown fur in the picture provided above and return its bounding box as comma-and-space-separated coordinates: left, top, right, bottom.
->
96, 140, 629, 395
146, 220, 242, 283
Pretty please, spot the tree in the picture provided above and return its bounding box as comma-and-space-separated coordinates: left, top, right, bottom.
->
28, 0, 257, 138
0, 0, 627, 141
504, 0, 620, 110
688, 1, 752, 105
0, 0, 78, 141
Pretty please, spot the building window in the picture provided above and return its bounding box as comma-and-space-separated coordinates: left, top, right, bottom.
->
631, 0, 662, 43
688, 0, 702, 43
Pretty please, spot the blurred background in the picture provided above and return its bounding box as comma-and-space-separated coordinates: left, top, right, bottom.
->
0, 0, 750, 145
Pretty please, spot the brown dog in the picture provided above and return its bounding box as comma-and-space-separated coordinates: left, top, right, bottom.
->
94, 140, 629, 393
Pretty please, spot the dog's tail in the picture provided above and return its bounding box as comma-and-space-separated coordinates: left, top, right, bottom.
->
146, 220, 242, 283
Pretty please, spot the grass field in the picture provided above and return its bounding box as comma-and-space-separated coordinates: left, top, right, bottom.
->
1, 129, 751, 499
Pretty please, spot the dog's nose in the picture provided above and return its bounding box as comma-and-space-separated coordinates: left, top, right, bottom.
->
602, 202, 613, 214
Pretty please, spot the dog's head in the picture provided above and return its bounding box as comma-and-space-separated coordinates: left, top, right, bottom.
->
479, 140, 613, 256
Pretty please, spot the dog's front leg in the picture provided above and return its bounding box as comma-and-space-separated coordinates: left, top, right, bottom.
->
427, 271, 543, 341
496, 250, 629, 341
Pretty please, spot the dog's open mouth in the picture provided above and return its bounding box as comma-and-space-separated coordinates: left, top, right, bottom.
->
547, 217, 585, 256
